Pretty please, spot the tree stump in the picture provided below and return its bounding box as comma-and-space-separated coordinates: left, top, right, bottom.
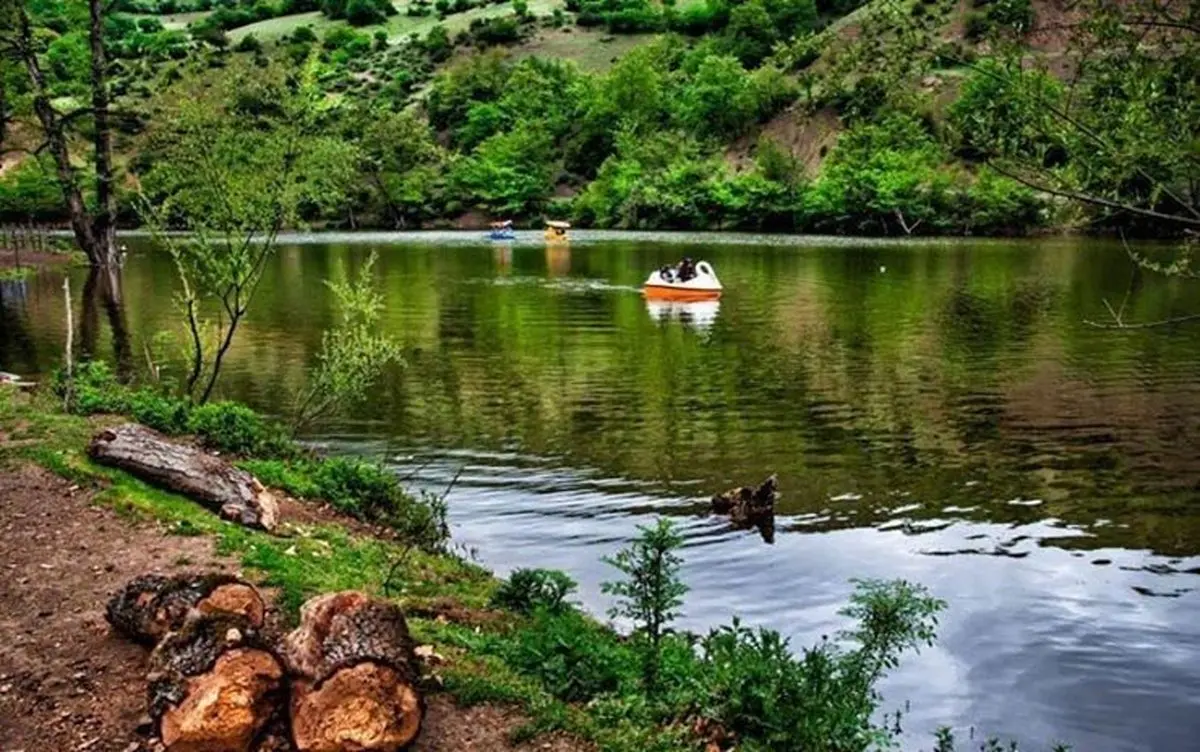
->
88, 423, 279, 531
148, 614, 285, 752
711, 475, 777, 536
106, 573, 267, 646
283, 592, 424, 752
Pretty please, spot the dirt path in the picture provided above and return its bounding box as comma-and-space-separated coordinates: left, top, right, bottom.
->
0, 464, 585, 752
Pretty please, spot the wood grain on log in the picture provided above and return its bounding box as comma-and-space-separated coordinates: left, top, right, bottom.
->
106, 573, 266, 646
88, 423, 278, 531
148, 614, 284, 752
283, 592, 424, 751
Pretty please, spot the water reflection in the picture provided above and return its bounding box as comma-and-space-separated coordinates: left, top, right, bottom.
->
645, 298, 721, 331
492, 242, 512, 271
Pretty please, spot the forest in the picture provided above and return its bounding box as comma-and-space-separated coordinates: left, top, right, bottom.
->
0, 0, 1195, 241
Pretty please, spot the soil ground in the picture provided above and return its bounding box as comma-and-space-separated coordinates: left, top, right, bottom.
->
0, 463, 584, 752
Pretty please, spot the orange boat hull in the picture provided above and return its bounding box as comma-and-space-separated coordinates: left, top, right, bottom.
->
642, 285, 722, 301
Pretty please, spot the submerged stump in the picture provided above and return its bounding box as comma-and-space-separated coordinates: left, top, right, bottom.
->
711, 474, 777, 540
283, 592, 424, 752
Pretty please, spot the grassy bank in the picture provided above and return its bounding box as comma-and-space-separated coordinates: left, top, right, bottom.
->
0, 379, 1066, 752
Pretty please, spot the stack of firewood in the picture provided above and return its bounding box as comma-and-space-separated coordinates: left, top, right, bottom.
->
106, 575, 425, 752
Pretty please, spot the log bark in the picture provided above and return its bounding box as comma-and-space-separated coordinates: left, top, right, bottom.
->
283, 592, 424, 752
106, 573, 266, 646
88, 424, 279, 531
148, 614, 285, 752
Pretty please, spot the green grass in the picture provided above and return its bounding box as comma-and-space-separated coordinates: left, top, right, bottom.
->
0, 387, 492, 621
130, 10, 213, 30
230, 0, 563, 42
511, 27, 656, 72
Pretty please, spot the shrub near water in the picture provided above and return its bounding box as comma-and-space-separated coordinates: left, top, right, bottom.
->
52, 362, 446, 548
475, 522, 952, 751
498, 609, 638, 702
490, 568, 579, 614
188, 402, 289, 455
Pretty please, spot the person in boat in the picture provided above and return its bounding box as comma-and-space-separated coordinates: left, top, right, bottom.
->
658, 264, 676, 282
677, 256, 697, 282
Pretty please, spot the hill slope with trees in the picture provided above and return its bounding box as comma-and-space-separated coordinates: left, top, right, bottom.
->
1, 0, 1196, 242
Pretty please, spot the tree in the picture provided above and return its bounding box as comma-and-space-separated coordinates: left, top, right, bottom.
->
946, 0, 1199, 322
0, 0, 121, 267
450, 126, 556, 215
139, 60, 356, 403
676, 54, 756, 140
290, 252, 402, 435
602, 518, 689, 695
354, 109, 447, 228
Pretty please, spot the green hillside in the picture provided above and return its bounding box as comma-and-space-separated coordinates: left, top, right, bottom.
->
1, 0, 1196, 238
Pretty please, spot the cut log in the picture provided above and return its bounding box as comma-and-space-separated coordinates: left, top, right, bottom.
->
148, 614, 285, 752
283, 592, 424, 752
88, 423, 278, 531
106, 573, 266, 646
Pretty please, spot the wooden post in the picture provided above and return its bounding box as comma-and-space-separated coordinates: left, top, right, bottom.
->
63, 276, 73, 409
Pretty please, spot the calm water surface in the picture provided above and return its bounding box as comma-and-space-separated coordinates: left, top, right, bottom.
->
4, 231, 1200, 750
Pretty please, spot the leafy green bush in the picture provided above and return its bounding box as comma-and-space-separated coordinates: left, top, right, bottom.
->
688, 580, 945, 751
55, 361, 128, 415
491, 568, 578, 614
128, 390, 192, 434
575, 0, 665, 33
497, 609, 638, 702
237, 458, 322, 499
187, 401, 292, 456
469, 16, 523, 46
290, 25, 319, 44
603, 518, 688, 695
317, 457, 448, 547
236, 454, 447, 547
320, 0, 396, 25
234, 34, 262, 54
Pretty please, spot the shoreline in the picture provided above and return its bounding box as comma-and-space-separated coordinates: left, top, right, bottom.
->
0, 378, 981, 752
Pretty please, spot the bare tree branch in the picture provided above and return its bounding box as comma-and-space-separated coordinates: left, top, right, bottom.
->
985, 161, 1200, 228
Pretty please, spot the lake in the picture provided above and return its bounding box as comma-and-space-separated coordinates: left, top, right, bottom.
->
3, 231, 1199, 750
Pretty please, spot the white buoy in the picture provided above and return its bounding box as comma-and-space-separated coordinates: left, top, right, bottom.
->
879, 265, 886, 273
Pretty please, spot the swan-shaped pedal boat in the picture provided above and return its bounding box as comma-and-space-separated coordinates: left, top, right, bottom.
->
642, 261, 722, 301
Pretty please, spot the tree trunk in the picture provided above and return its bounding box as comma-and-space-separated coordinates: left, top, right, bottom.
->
148, 614, 285, 752
88, 0, 118, 268
106, 573, 266, 646
10, 2, 117, 267
80, 266, 133, 380
0, 72, 8, 148
283, 592, 424, 752
88, 424, 280, 531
